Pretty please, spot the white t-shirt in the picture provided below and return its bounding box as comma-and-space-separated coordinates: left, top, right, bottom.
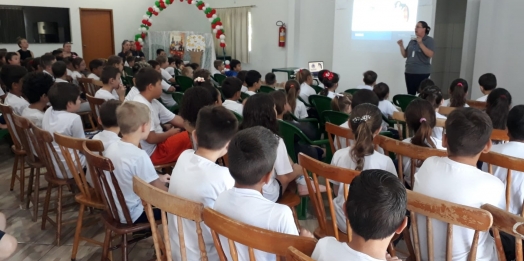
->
414, 157, 505, 261
355, 84, 373, 90
165, 67, 175, 76
71, 71, 83, 85
295, 99, 308, 119
95, 89, 119, 101
0, 87, 5, 96
312, 237, 383, 261
262, 138, 294, 202
67, 69, 73, 76
92, 130, 120, 151
161, 68, 174, 82
211, 68, 221, 76
401, 137, 445, 186
55, 78, 68, 83
299, 83, 316, 102
442, 99, 470, 107
482, 142, 524, 215
103, 140, 159, 223
214, 188, 298, 261
161, 79, 177, 107
331, 147, 397, 232
476, 95, 488, 102
21, 107, 45, 128
132, 94, 176, 156
222, 100, 243, 115
245, 90, 257, 96
378, 100, 398, 118
125, 86, 139, 101
5, 92, 29, 116
42, 108, 86, 179
327, 91, 336, 99
168, 150, 235, 261
241, 86, 248, 93
87, 73, 100, 81
432, 112, 447, 140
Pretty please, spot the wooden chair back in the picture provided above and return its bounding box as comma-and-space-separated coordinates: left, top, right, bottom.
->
0, 103, 21, 149
491, 129, 510, 142
78, 78, 101, 97
466, 100, 487, 110
407, 190, 493, 261
85, 94, 105, 129
481, 204, 524, 261
133, 176, 207, 261
298, 153, 360, 241
325, 122, 354, 153
287, 247, 314, 261
438, 106, 456, 116
11, 113, 38, 165
393, 111, 445, 129
203, 208, 317, 261
30, 125, 64, 182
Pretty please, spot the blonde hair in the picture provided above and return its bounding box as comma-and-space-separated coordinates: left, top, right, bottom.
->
331, 93, 352, 113
116, 101, 150, 134
296, 69, 312, 85
182, 67, 193, 78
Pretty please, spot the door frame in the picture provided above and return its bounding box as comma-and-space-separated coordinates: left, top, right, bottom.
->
79, 8, 115, 56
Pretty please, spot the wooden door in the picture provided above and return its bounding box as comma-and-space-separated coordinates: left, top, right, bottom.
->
79, 9, 115, 64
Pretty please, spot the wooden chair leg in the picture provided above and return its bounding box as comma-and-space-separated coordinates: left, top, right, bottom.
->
19, 157, 26, 202
102, 228, 112, 261
291, 207, 301, 231
71, 203, 85, 261
41, 184, 53, 230
31, 168, 41, 222
56, 185, 63, 246
26, 167, 35, 210
122, 233, 128, 261
10, 155, 19, 191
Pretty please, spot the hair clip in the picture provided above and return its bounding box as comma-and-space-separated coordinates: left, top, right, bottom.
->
500, 95, 507, 99
420, 118, 427, 123
323, 71, 334, 81
352, 115, 371, 123
289, 84, 294, 88
457, 82, 463, 87
194, 77, 205, 83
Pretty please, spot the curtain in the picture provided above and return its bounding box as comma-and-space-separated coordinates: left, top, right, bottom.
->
215, 6, 250, 63
0, 7, 25, 43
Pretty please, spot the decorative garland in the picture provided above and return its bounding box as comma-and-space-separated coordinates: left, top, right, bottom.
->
135, 0, 227, 52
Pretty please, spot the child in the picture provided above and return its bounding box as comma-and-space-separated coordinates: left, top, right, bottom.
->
92, 100, 122, 150
156, 49, 166, 57
212, 60, 224, 75
131, 67, 190, 165
165, 57, 176, 76
214, 126, 313, 261
193, 69, 212, 82
418, 78, 435, 94
40, 54, 56, 78
0, 212, 18, 260
331, 103, 396, 232
125, 61, 151, 101
147, 60, 176, 107
419, 85, 446, 140
296, 69, 316, 102
95, 66, 126, 101
125, 56, 135, 69
312, 170, 407, 261
225, 59, 241, 77
64, 57, 74, 76
244, 70, 262, 96
103, 101, 170, 224
17, 37, 34, 60
237, 70, 248, 93
181, 66, 194, 79
189, 63, 200, 71
319, 71, 340, 98
5, 52, 20, 66
179, 86, 221, 133
285, 79, 308, 119
331, 93, 352, 115
356, 70, 377, 90
486, 88, 512, 130
265, 72, 277, 88
174, 58, 184, 75
1, 64, 29, 116
374, 82, 398, 118
156, 56, 176, 84
414, 108, 504, 261
443, 79, 469, 107
221, 77, 244, 115
168, 106, 237, 261
87, 59, 104, 80
52, 61, 69, 83
70, 57, 86, 85
21, 72, 54, 128
477, 73, 497, 101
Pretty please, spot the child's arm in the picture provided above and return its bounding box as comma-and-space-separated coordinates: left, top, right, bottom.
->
145, 128, 180, 144
169, 115, 185, 129
72, 116, 86, 139
150, 175, 169, 192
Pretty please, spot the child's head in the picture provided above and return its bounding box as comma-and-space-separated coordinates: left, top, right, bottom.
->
31, 57, 41, 72
64, 57, 73, 70
194, 106, 238, 154
320, 71, 340, 96
40, 54, 56, 71
22, 72, 54, 105
126, 56, 136, 67
331, 93, 352, 114
52, 61, 67, 78
346, 169, 407, 241
236, 70, 248, 85
17, 37, 29, 49
373, 82, 390, 101
179, 86, 218, 129
296, 69, 312, 85
52, 49, 63, 58
48, 83, 81, 112
418, 85, 443, 110
214, 60, 225, 72
99, 100, 122, 129
245, 70, 262, 89
0, 65, 27, 93
507, 105, 524, 141
101, 66, 122, 88
318, 69, 328, 83
478, 73, 497, 93
196, 83, 222, 106
240, 93, 278, 135
285, 80, 301, 113
107, 55, 123, 72
230, 59, 241, 72
175, 58, 184, 69
193, 69, 211, 81
228, 126, 279, 186
486, 88, 512, 130
351, 89, 379, 109
89, 59, 104, 76
444, 108, 492, 157
222, 77, 243, 100
265, 73, 276, 86
22, 58, 34, 72
405, 99, 437, 148
132, 61, 151, 76
418, 78, 435, 94
449, 78, 469, 107
349, 104, 383, 170
6, 52, 20, 66
363, 70, 377, 86
155, 55, 168, 69
167, 57, 176, 67
156, 49, 166, 57
147, 60, 160, 71
189, 63, 199, 71
270, 90, 291, 116
116, 101, 151, 139
72, 57, 86, 71
182, 67, 194, 78
135, 67, 162, 97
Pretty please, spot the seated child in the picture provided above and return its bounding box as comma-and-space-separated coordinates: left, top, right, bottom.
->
0, 65, 29, 116
245, 70, 262, 96
168, 106, 238, 261
157, 56, 176, 84
181, 66, 194, 79
296, 69, 316, 102
95, 66, 125, 101
285, 80, 308, 119
312, 170, 407, 261
174, 58, 184, 76
147, 60, 176, 107
156, 49, 166, 57
319, 71, 340, 98
125, 61, 151, 101
92, 100, 122, 150
70, 57, 86, 85
414, 107, 505, 261
331, 93, 352, 115
87, 59, 104, 80
103, 101, 170, 224
0, 212, 18, 261
443, 79, 470, 107
265, 72, 277, 88
188, 63, 200, 71
212, 60, 224, 76
221, 77, 244, 115
193, 69, 212, 82
419, 85, 446, 140
214, 126, 313, 261
40, 54, 56, 78
52, 61, 69, 83
125, 56, 135, 69
237, 70, 248, 93
21, 72, 54, 128
418, 78, 435, 94
164, 57, 175, 76
477, 73, 497, 102
374, 82, 398, 118
225, 59, 241, 77
356, 70, 377, 90
6, 52, 20, 66
486, 88, 512, 130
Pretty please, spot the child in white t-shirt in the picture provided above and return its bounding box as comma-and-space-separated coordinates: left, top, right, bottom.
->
245, 70, 262, 96
443, 79, 470, 108
476, 73, 497, 102
221, 77, 244, 115
355, 70, 377, 90
95, 67, 125, 101
285, 80, 308, 119
168, 106, 237, 261
125, 61, 151, 102
21, 72, 54, 128
296, 69, 316, 103
157, 56, 176, 84
212, 60, 224, 76
148, 60, 177, 107
312, 170, 407, 261
0, 65, 29, 116
214, 126, 314, 261
52, 61, 69, 83
319, 71, 340, 99
70, 57, 86, 86
414, 107, 505, 261
40, 54, 56, 79
92, 100, 122, 150
87, 59, 104, 81
374, 82, 398, 118
265, 72, 277, 88
419, 85, 446, 140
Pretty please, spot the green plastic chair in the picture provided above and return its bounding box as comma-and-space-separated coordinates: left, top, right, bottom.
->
312, 85, 323, 94
298, 96, 311, 107
240, 92, 251, 101
171, 92, 184, 106
382, 115, 395, 128
308, 95, 333, 119
393, 94, 418, 112
322, 110, 349, 126
230, 110, 243, 122
344, 88, 360, 95
123, 66, 134, 77
259, 86, 276, 94
0, 129, 9, 141
214, 74, 227, 86
288, 113, 321, 140
175, 76, 194, 93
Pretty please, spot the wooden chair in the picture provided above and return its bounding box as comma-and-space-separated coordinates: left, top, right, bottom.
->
86, 94, 105, 130
406, 190, 493, 261
133, 176, 208, 261
438, 106, 456, 116
481, 204, 524, 261
466, 100, 487, 110
392, 111, 445, 137
491, 129, 510, 142
203, 208, 317, 261
325, 122, 354, 153
78, 78, 101, 97
287, 246, 315, 261
83, 142, 157, 261
53, 133, 106, 260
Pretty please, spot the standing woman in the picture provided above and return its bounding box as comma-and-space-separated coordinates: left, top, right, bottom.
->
398, 21, 435, 95
16, 37, 33, 60
62, 42, 78, 58
118, 40, 131, 59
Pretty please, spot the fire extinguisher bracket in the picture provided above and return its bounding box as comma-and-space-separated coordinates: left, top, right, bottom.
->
276, 21, 286, 48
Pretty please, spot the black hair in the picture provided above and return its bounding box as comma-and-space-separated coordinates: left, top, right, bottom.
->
175, 58, 184, 68
72, 57, 84, 70
245, 70, 262, 87
168, 57, 175, 65
6, 52, 18, 64
189, 63, 199, 70
197, 84, 221, 103
317, 69, 328, 83
449, 78, 469, 107
52, 61, 67, 78
346, 169, 407, 241
222, 77, 243, 99
507, 105, 524, 141
228, 126, 279, 186
319, 71, 340, 96
40, 54, 56, 69
156, 49, 165, 56
195, 106, 238, 150
418, 78, 435, 94
486, 88, 512, 130
48, 83, 81, 111
22, 72, 54, 104
22, 57, 34, 72
89, 59, 104, 72
135, 67, 162, 92
99, 100, 122, 128
31, 57, 41, 71
445, 108, 492, 156
478, 73, 497, 91
0, 65, 27, 91
265, 73, 276, 86
419, 85, 443, 110
373, 82, 390, 101
405, 99, 437, 148
351, 89, 379, 109
240, 93, 279, 135
101, 66, 121, 84
179, 86, 217, 128
126, 56, 135, 64
418, 21, 431, 35
52, 49, 63, 56
236, 70, 248, 84
230, 59, 241, 70
147, 60, 160, 69
193, 69, 211, 81
270, 91, 287, 115
363, 70, 377, 85
106, 56, 122, 67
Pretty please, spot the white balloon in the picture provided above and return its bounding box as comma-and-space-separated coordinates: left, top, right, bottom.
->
204, 4, 210, 8
213, 29, 218, 34
212, 14, 217, 19
153, 6, 160, 12
220, 39, 225, 43
216, 25, 222, 30
220, 34, 226, 40
143, 14, 149, 19
148, 18, 153, 23
225, 60, 230, 65
138, 38, 144, 43
192, 0, 197, 4
208, 18, 214, 22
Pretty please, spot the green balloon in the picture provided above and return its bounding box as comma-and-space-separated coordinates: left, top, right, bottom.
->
146, 11, 152, 16
155, 1, 160, 7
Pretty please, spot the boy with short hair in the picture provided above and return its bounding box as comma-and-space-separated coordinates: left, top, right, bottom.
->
168, 106, 238, 261
52, 61, 69, 83
125, 61, 151, 101
414, 107, 505, 261
40, 54, 56, 78
21, 72, 54, 128
356, 70, 377, 90
95, 66, 125, 101
225, 59, 241, 77
104, 101, 170, 224
245, 70, 262, 96
236, 70, 249, 93
5, 52, 20, 66
214, 126, 313, 261
92, 100, 122, 150
88, 59, 104, 80
156, 56, 176, 84
156, 49, 166, 57
148, 59, 177, 107
125, 56, 135, 68
312, 169, 407, 261
212, 60, 224, 75
166, 57, 176, 76
477, 73, 497, 102
221, 77, 244, 115
0, 65, 29, 116
132, 67, 190, 165
265, 72, 277, 88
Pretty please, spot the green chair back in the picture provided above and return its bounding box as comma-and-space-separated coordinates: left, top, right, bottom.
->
240, 92, 251, 101
312, 85, 323, 94
171, 92, 184, 106
278, 120, 327, 163
214, 74, 227, 86
123, 66, 134, 77
298, 96, 311, 107
308, 95, 333, 118
230, 110, 243, 122
393, 94, 418, 111
175, 76, 194, 93
344, 88, 360, 95
322, 110, 349, 126
259, 86, 276, 94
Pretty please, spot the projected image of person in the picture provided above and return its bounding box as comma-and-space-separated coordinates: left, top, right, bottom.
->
395, 1, 409, 22
397, 21, 435, 95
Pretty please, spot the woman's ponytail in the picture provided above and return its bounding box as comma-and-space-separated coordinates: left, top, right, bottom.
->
285, 80, 300, 114
486, 88, 512, 130
449, 79, 469, 107
405, 99, 437, 148
349, 104, 383, 171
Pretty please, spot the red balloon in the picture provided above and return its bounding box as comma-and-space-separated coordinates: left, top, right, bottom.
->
188, 0, 193, 4
210, 9, 216, 15
141, 33, 146, 38
198, 5, 204, 10
216, 21, 222, 26
148, 7, 154, 12
206, 13, 212, 18
220, 43, 226, 48
212, 24, 217, 29
142, 19, 148, 25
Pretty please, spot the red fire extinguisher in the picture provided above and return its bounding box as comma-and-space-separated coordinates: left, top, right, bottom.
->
277, 21, 286, 47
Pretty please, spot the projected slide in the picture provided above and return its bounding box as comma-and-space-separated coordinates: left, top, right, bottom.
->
352, 0, 418, 40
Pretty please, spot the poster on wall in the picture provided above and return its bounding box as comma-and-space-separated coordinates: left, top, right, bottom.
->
169, 32, 186, 57
186, 34, 206, 64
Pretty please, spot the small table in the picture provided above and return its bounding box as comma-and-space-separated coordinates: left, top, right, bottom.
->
272, 67, 299, 80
